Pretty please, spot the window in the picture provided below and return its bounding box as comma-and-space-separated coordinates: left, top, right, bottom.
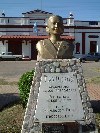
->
75, 43, 80, 54
0, 18, 4, 24
89, 21, 98, 25
90, 41, 97, 53
88, 35, 99, 38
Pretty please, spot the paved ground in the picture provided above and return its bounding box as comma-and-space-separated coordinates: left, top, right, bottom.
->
0, 60, 36, 110
0, 60, 99, 81
0, 60, 100, 111
0, 60, 36, 82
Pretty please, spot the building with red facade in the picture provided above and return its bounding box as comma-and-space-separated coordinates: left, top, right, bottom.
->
0, 9, 100, 59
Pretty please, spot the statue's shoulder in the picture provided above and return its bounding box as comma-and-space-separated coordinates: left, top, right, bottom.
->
37, 39, 50, 46
36, 39, 51, 52
36, 40, 44, 46
36, 40, 44, 49
61, 39, 74, 51
60, 40, 70, 47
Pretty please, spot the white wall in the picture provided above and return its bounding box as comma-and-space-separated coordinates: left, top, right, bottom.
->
75, 28, 100, 54
8, 18, 29, 25
23, 12, 52, 19
85, 33, 100, 54
0, 40, 8, 54
6, 28, 30, 35
74, 33, 82, 54
30, 19, 45, 25
22, 40, 31, 58
75, 21, 89, 26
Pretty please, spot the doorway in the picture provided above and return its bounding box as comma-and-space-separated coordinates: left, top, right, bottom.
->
31, 40, 38, 60
8, 40, 22, 55
90, 41, 97, 53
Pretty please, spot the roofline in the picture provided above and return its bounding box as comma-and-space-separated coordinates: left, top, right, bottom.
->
75, 20, 100, 22
22, 9, 53, 15
0, 35, 75, 40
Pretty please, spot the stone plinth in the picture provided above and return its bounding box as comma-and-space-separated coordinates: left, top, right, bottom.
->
21, 59, 97, 133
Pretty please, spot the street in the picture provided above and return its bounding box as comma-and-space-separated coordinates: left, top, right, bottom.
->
0, 60, 99, 82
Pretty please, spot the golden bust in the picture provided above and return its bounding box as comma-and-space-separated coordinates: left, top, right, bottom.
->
36, 15, 74, 60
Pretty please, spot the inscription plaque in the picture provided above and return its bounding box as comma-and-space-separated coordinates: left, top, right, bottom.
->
34, 72, 84, 123
42, 124, 65, 133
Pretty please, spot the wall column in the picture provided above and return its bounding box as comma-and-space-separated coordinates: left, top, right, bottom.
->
96, 44, 98, 53
82, 32, 85, 54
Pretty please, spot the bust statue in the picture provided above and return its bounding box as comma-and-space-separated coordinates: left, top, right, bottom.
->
36, 15, 74, 60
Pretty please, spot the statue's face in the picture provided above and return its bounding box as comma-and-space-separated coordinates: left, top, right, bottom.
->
47, 16, 64, 35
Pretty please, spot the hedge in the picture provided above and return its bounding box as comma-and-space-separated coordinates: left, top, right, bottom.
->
18, 69, 35, 107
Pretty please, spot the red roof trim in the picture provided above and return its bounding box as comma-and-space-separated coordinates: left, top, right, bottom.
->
0, 35, 74, 40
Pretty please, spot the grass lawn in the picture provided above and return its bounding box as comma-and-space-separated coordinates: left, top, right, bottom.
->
0, 78, 18, 85
0, 102, 25, 133
86, 76, 100, 84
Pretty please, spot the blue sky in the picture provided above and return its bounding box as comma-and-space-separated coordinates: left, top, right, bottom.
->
0, 0, 100, 21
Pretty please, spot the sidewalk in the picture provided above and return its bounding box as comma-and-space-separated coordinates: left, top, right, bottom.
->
86, 83, 100, 112
87, 83, 100, 101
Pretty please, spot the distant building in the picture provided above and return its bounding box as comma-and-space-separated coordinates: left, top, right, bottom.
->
0, 9, 100, 59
